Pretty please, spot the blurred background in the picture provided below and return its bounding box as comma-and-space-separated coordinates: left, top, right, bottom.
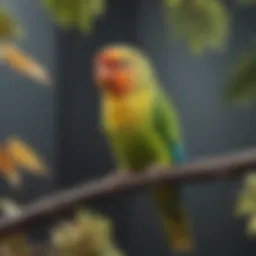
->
0, 0, 56, 200
2, 0, 256, 255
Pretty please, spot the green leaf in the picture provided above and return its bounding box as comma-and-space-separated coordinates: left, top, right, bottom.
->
163, 0, 231, 55
51, 208, 125, 256
235, 192, 256, 217
247, 214, 256, 236
224, 45, 256, 106
0, 8, 24, 39
41, 0, 107, 34
234, 172, 256, 238
244, 173, 256, 191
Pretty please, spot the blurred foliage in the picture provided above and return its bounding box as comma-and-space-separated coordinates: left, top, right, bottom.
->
0, 208, 125, 256
235, 172, 256, 236
163, 0, 231, 54
51, 209, 125, 256
0, 8, 52, 85
0, 197, 22, 218
39, 0, 256, 103
42, 0, 107, 33
224, 49, 256, 106
0, 198, 31, 256
224, 0, 256, 103
0, 8, 23, 40
39, 0, 255, 64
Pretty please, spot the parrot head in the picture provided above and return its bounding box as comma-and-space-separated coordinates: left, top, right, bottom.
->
93, 44, 156, 97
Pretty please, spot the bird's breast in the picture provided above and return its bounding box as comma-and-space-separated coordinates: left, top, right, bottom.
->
102, 91, 155, 131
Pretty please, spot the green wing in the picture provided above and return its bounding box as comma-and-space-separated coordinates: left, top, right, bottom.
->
153, 90, 186, 164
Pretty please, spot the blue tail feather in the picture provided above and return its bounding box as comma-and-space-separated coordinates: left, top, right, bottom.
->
170, 143, 186, 165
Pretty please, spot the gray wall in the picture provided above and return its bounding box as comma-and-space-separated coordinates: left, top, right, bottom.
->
137, 0, 256, 255
0, 0, 56, 201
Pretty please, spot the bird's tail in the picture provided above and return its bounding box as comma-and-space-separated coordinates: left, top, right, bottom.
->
152, 186, 195, 254
162, 206, 194, 254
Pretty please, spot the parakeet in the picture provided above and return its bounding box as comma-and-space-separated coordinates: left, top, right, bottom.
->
0, 43, 52, 86
93, 44, 194, 253
0, 136, 48, 187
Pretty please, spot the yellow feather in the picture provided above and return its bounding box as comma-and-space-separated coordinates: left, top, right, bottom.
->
5, 136, 48, 176
103, 90, 154, 131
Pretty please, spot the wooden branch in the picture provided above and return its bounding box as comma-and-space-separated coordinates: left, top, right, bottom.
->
0, 147, 256, 237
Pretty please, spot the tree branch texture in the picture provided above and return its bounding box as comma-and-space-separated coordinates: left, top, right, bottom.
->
0, 147, 256, 238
